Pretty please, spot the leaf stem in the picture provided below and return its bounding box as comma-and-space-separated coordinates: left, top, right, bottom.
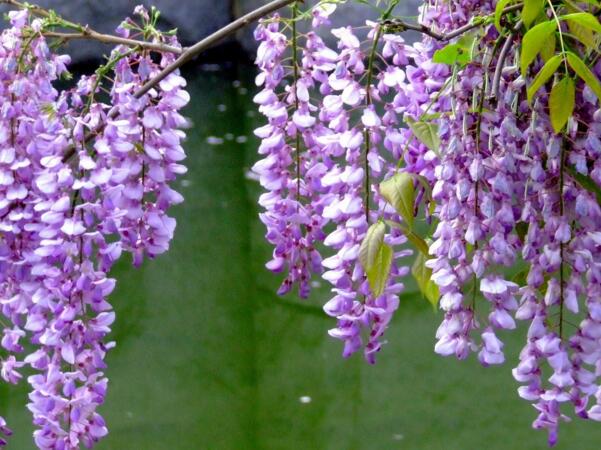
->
546, 0, 570, 72
363, 0, 398, 222
381, 4, 522, 42
291, 2, 301, 205
364, 27, 381, 223
42, 30, 183, 55
559, 137, 566, 339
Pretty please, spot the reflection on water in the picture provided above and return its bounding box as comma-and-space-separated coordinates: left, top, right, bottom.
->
2, 67, 601, 450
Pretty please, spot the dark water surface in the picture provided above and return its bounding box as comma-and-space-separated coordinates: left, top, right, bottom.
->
2, 68, 601, 450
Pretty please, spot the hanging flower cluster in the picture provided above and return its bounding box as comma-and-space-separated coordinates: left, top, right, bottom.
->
254, 0, 601, 445
253, 6, 417, 364
0, 5, 188, 449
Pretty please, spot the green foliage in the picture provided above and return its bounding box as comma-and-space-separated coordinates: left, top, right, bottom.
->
380, 173, 415, 229
549, 76, 575, 132
566, 51, 601, 101
522, 0, 546, 28
359, 221, 386, 273
505, 0, 601, 112
527, 54, 562, 103
407, 229, 430, 255
539, 34, 556, 61
566, 166, 601, 204
520, 21, 557, 76
359, 222, 393, 297
560, 12, 601, 33
433, 35, 475, 67
495, 0, 516, 31
367, 242, 394, 298
412, 251, 440, 308
405, 116, 441, 156
565, 11, 596, 47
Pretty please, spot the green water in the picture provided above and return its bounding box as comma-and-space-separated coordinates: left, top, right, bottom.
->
2, 68, 601, 449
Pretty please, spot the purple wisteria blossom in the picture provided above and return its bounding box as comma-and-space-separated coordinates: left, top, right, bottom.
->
0, 6, 188, 449
254, 0, 601, 446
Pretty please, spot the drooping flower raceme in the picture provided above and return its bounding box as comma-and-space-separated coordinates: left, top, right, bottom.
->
0, 6, 188, 449
254, 0, 601, 446
254, 10, 418, 363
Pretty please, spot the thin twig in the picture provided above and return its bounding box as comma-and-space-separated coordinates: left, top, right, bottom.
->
381, 18, 483, 41
364, 0, 398, 222
0, 0, 51, 18
381, 3, 523, 41
134, 0, 300, 98
491, 20, 523, 101
291, 1, 301, 205
43, 30, 184, 55
59, 0, 299, 162
1, 0, 183, 54
559, 138, 567, 339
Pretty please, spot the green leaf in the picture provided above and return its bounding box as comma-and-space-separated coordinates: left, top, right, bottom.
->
411, 252, 440, 308
359, 220, 395, 299
560, 12, 601, 33
367, 243, 394, 298
359, 221, 386, 273
566, 51, 601, 101
433, 34, 475, 67
515, 221, 529, 244
522, 0, 545, 28
567, 18, 596, 47
495, 0, 515, 31
405, 116, 440, 155
383, 219, 430, 255
520, 21, 557, 76
527, 54, 562, 103
565, 166, 601, 204
433, 43, 471, 66
413, 174, 433, 201
406, 231, 430, 255
380, 173, 415, 229
511, 269, 529, 286
549, 76, 575, 133
540, 33, 556, 62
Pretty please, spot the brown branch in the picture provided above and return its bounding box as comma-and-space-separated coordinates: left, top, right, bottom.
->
0, 0, 51, 18
43, 30, 184, 55
59, 0, 299, 162
134, 0, 300, 98
381, 3, 523, 41
1, 0, 183, 54
381, 18, 483, 41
